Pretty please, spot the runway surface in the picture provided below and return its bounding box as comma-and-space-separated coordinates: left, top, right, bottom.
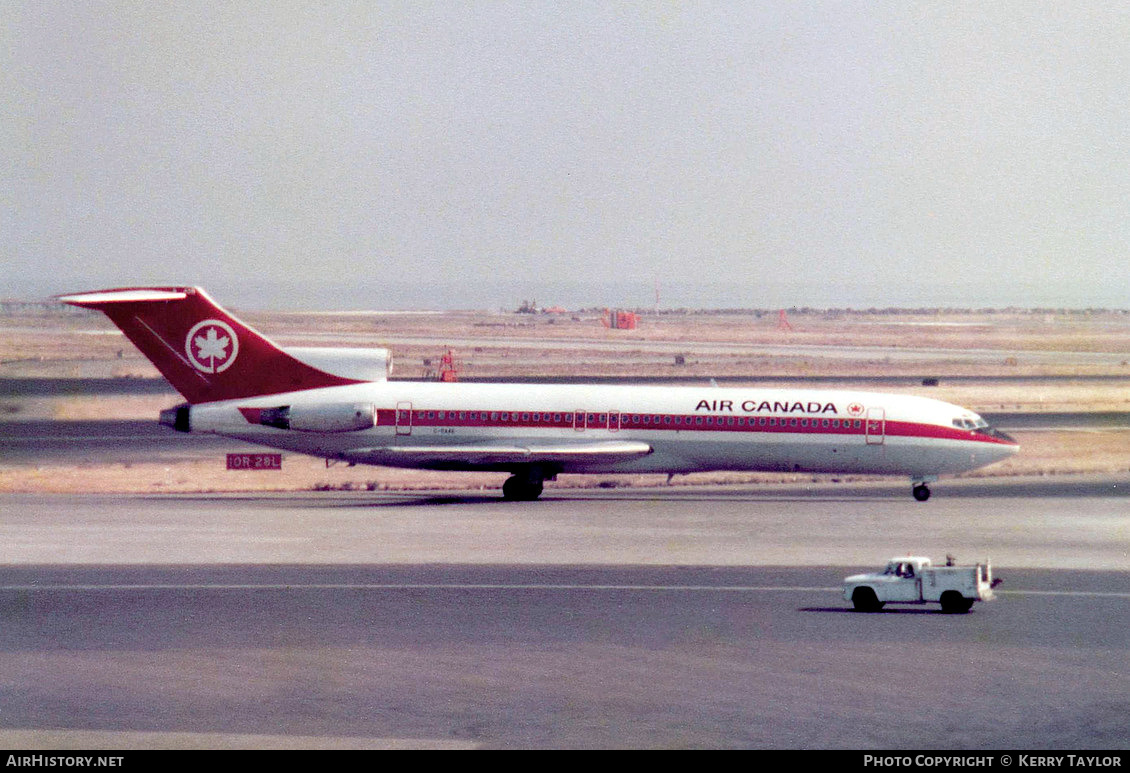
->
0, 480, 1128, 749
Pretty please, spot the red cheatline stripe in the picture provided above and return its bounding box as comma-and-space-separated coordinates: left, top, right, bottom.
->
356, 408, 1015, 445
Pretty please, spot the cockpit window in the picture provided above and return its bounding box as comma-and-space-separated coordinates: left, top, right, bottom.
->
953, 416, 992, 430
952, 415, 1015, 443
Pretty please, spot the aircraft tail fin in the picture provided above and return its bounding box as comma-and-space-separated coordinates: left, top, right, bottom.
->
57, 287, 364, 404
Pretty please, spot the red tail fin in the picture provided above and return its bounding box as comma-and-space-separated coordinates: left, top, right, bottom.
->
58, 287, 364, 403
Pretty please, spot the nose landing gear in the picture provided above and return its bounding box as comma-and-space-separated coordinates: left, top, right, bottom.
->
912, 482, 931, 502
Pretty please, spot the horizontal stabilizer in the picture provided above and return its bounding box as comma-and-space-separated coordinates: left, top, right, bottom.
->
57, 289, 189, 305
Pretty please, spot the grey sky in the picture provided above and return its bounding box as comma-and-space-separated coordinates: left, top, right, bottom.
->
4, 2, 1130, 309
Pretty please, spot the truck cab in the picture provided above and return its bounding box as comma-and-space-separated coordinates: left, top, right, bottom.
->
869, 557, 932, 603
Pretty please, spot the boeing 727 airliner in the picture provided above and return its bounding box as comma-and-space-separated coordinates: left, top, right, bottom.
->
58, 287, 1018, 500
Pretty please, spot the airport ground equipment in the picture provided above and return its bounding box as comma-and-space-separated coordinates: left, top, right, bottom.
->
843, 556, 999, 613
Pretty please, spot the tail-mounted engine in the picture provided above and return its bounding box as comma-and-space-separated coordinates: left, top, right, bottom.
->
159, 403, 192, 432
283, 348, 392, 381
241, 403, 377, 433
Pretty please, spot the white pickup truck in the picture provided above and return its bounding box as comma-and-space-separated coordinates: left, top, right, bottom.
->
843, 556, 998, 613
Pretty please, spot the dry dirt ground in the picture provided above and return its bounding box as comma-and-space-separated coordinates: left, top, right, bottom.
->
2, 304, 1128, 494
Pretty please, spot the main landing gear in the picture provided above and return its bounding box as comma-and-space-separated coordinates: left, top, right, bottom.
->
502, 467, 548, 501
502, 476, 543, 501
912, 482, 931, 502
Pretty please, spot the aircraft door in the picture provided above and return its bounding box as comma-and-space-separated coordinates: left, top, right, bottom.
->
574, 410, 621, 431
865, 407, 885, 445
396, 401, 413, 436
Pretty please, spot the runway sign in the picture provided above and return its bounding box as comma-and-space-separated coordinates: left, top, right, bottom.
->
226, 453, 282, 470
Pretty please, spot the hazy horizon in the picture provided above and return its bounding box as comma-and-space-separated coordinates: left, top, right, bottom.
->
5, 3, 1130, 311
14, 276, 1127, 313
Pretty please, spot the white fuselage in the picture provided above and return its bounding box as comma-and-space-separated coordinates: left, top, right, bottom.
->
182, 381, 1018, 479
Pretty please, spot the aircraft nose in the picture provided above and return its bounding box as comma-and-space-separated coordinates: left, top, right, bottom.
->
992, 431, 1020, 458
994, 429, 1018, 446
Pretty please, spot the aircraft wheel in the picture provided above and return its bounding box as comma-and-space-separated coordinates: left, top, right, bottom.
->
912, 483, 931, 502
502, 475, 544, 501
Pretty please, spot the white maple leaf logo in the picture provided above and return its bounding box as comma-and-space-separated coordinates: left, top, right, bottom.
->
185, 320, 239, 373
194, 328, 230, 364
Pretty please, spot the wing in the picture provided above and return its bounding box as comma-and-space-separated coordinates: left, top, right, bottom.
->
341, 440, 653, 470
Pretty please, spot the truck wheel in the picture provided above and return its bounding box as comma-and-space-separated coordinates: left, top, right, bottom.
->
852, 587, 883, 612
940, 591, 973, 614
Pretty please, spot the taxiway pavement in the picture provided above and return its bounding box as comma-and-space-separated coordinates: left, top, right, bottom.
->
0, 480, 1127, 748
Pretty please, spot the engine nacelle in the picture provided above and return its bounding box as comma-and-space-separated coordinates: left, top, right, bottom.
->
283, 347, 392, 381
257, 403, 377, 433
